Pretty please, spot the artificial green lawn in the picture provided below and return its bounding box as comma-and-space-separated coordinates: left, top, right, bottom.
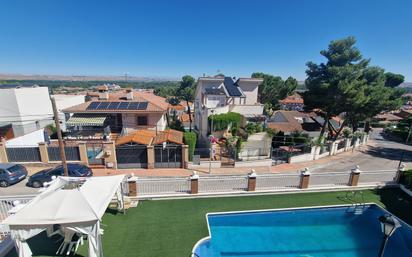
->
6, 188, 412, 257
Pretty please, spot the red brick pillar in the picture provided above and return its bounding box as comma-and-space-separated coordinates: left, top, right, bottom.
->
299, 168, 310, 189
190, 173, 199, 194
349, 165, 361, 186
247, 170, 257, 191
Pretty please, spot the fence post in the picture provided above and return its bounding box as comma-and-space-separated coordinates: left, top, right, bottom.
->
38, 142, 49, 163
344, 138, 351, 151
349, 165, 361, 186
0, 142, 8, 163
247, 170, 257, 191
182, 145, 189, 169
190, 172, 199, 194
102, 141, 117, 169
127, 176, 138, 197
78, 142, 89, 165
147, 146, 154, 169
299, 168, 310, 189
328, 142, 334, 156
395, 163, 406, 183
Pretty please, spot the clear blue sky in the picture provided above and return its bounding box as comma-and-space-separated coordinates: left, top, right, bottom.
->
1, 0, 411, 81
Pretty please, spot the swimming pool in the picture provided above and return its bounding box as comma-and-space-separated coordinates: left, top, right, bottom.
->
192, 204, 412, 257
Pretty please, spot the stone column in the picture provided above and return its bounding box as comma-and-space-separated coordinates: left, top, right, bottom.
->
299, 168, 310, 189
38, 142, 49, 163
147, 146, 154, 169
182, 145, 189, 169
102, 141, 117, 169
247, 170, 257, 191
349, 165, 361, 186
190, 172, 199, 194
344, 138, 351, 151
78, 142, 89, 165
127, 176, 138, 197
0, 143, 8, 163
329, 142, 335, 156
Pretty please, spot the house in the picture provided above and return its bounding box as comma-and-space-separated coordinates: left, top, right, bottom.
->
279, 93, 304, 111
52, 94, 85, 131
267, 110, 322, 137
0, 84, 54, 137
194, 76, 264, 141
62, 87, 168, 140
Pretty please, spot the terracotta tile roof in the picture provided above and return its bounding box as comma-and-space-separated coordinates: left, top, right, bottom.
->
267, 110, 307, 132
116, 129, 183, 146
115, 130, 157, 146
63, 90, 168, 113
152, 129, 184, 145
180, 113, 194, 123
280, 93, 304, 104
375, 113, 403, 121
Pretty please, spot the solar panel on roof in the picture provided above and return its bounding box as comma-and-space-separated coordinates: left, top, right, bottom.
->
87, 102, 100, 110
127, 102, 140, 110
224, 77, 243, 97
137, 102, 148, 110
107, 102, 121, 109
118, 102, 130, 109
96, 102, 110, 110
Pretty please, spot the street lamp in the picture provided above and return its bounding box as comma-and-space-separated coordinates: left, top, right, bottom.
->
209, 109, 215, 174
378, 214, 401, 257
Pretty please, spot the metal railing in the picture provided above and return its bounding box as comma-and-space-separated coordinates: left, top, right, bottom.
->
256, 173, 301, 190
136, 177, 191, 196
199, 176, 248, 193
310, 172, 352, 187
358, 170, 398, 185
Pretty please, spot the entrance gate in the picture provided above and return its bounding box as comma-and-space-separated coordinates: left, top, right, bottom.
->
154, 145, 182, 168
116, 144, 148, 169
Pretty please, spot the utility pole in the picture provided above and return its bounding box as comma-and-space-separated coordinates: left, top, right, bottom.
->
208, 109, 215, 174
51, 97, 68, 176
405, 124, 412, 144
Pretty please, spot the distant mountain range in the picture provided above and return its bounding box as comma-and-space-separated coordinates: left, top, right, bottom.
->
399, 82, 412, 88
0, 73, 179, 82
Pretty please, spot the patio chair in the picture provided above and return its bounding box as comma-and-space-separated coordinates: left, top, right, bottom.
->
56, 231, 83, 256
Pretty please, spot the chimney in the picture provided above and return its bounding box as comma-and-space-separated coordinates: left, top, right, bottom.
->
126, 88, 134, 100
98, 85, 109, 100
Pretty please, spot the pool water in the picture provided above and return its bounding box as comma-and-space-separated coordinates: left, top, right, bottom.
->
194, 205, 412, 257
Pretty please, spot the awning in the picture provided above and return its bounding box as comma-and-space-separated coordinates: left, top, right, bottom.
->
67, 114, 108, 126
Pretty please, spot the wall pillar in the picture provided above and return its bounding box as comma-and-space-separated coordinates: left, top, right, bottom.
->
190, 172, 199, 194
247, 170, 257, 191
299, 168, 310, 189
102, 141, 117, 169
349, 165, 361, 186
147, 146, 154, 169
127, 177, 138, 197
182, 145, 189, 169
38, 142, 49, 163
328, 142, 335, 156
77, 142, 89, 165
0, 143, 8, 163
395, 163, 406, 183
344, 138, 351, 151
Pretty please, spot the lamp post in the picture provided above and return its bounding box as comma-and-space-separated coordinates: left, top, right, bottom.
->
378, 214, 401, 257
208, 109, 215, 174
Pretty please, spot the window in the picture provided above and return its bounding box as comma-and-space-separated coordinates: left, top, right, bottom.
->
137, 116, 148, 126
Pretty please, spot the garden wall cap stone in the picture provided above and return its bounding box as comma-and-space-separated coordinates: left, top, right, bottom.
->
301, 167, 310, 175
351, 165, 361, 173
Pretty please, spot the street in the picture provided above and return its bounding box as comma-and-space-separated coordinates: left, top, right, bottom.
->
1, 128, 411, 196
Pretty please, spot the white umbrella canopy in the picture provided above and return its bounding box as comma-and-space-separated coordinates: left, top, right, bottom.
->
3, 175, 126, 257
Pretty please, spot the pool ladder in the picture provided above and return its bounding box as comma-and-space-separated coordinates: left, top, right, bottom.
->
345, 191, 366, 215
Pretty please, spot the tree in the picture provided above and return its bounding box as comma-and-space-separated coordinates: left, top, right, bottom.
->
176, 75, 195, 131
251, 73, 297, 116
303, 36, 405, 138
384, 72, 405, 88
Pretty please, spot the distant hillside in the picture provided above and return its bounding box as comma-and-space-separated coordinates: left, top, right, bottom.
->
0, 73, 178, 82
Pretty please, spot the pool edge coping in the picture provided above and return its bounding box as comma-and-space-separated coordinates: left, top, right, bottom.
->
191, 202, 411, 256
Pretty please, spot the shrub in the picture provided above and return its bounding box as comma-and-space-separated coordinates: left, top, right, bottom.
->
183, 131, 197, 161
400, 169, 412, 190
209, 112, 242, 131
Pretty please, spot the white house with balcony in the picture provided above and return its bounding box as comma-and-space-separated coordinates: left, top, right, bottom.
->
194, 76, 264, 141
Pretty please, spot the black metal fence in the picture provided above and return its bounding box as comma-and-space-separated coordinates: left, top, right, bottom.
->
6, 147, 41, 162
47, 146, 81, 161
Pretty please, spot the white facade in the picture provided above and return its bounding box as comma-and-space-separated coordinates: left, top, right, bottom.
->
5, 129, 46, 147
194, 76, 264, 140
0, 86, 53, 137
52, 94, 85, 131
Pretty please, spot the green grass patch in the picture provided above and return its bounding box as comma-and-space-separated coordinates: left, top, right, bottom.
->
6, 188, 412, 257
